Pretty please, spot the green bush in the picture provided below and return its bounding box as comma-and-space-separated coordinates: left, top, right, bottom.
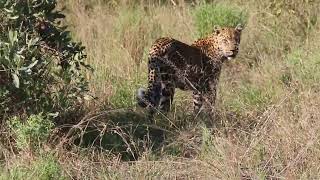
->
8, 114, 53, 151
193, 3, 248, 37
28, 154, 63, 180
0, 0, 91, 119
1, 154, 64, 180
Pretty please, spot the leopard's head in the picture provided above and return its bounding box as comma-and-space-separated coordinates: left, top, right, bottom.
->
213, 24, 243, 60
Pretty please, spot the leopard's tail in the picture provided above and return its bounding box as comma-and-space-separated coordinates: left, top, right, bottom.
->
136, 87, 148, 108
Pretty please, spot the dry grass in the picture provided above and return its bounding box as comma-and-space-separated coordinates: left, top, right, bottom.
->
62, 0, 196, 106
2, 0, 320, 179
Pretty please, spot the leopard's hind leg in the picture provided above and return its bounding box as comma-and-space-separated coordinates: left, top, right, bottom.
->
159, 75, 175, 112
137, 59, 160, 100
137, 55, 176, 119
136, 56, 162, 118
193, 91, 204, 114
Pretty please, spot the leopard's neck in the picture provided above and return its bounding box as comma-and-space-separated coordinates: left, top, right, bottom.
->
191, 37, 226, 64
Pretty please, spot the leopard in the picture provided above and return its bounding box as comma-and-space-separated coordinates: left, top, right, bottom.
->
137, 25, 243, 118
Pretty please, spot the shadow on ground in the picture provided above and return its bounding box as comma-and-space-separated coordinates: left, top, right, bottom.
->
68, 107, 258, 161
72, 109, 169, 160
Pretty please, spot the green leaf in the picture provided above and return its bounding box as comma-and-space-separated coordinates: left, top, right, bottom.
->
20, 60, 38, 71
27, 37, 40, 48
84, 94, 94, 101
74, 53, 79, 61
3, 8, 13, 13
27, 60, 38, 69
8, 16, 19, 20
12, 73, 20, 88
48, 112, 59, 118
8, 30, 18, 45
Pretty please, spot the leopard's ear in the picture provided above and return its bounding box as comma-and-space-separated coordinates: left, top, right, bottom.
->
235, 24, 243, 32
213, 25, 221, 34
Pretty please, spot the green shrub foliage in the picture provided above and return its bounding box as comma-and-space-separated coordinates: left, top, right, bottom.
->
0, 0, 91, 118
9, 113, 53, 150
3, 153, 64, 179
193, 3, 248, 37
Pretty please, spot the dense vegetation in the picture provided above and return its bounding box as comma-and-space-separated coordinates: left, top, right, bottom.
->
1, 0, 320, 179
0, 0, 90, 119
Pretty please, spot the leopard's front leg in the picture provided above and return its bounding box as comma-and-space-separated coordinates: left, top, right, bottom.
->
203, 77, 219, 113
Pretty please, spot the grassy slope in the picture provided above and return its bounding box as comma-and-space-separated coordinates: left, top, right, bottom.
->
2, 0, 320, 179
